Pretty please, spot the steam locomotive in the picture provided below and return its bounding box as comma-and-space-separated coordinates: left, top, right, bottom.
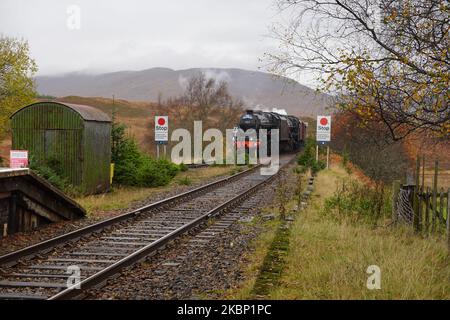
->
237, 110, 307, 152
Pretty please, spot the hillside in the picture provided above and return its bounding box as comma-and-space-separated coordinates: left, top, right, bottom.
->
36, 68, 332, 117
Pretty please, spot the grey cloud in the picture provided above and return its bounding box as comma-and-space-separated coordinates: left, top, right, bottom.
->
0, 0, 278, 76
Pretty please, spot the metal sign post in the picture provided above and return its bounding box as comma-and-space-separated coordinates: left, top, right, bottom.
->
326, 145, 330, 169
316, 116, 332, 169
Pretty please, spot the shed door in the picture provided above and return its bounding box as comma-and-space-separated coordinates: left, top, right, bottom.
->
44, 130, 57, 157
44, 130, 82, 185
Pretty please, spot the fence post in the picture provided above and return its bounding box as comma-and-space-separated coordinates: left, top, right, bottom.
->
431, 160, 438, 233
422, 155, 425, 190
447, 188, 450, 251
392, 180, 400, 225
440, 188, 444, 228
425, 187, 430, 235
413, 157, 420, 232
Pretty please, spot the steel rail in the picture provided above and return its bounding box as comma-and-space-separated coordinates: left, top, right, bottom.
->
48, 164, 280, 300
0, 165, 260, 267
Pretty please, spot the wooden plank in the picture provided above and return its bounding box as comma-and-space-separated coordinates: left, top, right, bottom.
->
97, 241, 148, 246
439, 189, 444, 226
69, 251, 128, 257
431, 160, 438, 233
30, 265, 103, 271
101, 236, 143, 241
391, 180, 400, 224
425, 188, 430, 234
0, 293, 47, 300
418, 189, 423, 231
447, 189, 450, 251
111, 232, 160, 238
80, 246, 135, 252
413, 157, 420, 232
0, 280, 67, 288
5, 273, 69, 279
47, 258, 113, 264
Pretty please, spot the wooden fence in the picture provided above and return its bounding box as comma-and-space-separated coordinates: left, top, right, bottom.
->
392, 156, 450, 251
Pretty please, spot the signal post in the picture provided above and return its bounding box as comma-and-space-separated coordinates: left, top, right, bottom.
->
155, 116, 169, 159
316, 116, 331, 169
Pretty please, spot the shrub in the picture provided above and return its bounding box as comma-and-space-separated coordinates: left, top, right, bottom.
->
323, 178, 391, 224
293, 165, 306, 175
297, 137, 325, 174
178, 176, 192, 186
137, 158, 180, 187
111, 120, 180, 187
179, 163, 189, 172
29, 157, 79, 195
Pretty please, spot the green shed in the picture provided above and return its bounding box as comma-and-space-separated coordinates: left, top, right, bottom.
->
10, 101, 112, 194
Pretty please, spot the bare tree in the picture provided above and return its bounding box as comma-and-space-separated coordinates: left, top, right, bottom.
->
267, 0, 449, 140
332, 110, 409, 183
169, 72, 244, 132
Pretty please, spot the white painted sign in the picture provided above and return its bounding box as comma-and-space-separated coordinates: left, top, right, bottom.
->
316, 116, 331, 142
155, 116, 169, 143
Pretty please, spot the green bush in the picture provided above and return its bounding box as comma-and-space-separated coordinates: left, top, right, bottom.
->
111, 120, 180, 187
297, 138, 326, 174
137, 158, 180, 187
29, 157, 79, 195
293, 165, 307, 175
179, 163, 189, 172
323, 178, 391, 224
178, 176, 192, 186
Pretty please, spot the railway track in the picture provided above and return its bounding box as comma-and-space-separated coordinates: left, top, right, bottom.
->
0, 155, 295, 300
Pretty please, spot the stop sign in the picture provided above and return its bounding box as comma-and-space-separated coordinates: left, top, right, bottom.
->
320, 117, 328, 126
155, 116, 169, 143
316, 115, 331, 142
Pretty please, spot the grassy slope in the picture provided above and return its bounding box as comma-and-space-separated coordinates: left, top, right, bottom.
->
229, 164, 450, 300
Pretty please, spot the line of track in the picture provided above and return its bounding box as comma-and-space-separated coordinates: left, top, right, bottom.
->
0, 155, 295, 300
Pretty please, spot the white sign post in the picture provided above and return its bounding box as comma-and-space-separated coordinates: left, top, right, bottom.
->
316, 116, 331, 169
155, 116, 169, 159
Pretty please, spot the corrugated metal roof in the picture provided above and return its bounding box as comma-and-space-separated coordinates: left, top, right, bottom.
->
11, 101, 111, 122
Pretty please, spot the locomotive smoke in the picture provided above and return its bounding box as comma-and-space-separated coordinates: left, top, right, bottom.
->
251, 104, 288, 116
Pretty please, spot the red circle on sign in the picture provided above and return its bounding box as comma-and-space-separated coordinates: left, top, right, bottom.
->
320, 117, 328, 126
158, 118, 165, 125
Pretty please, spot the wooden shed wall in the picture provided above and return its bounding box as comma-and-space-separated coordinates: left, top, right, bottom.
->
83, 121, 111, 194
11, 103, 84, 186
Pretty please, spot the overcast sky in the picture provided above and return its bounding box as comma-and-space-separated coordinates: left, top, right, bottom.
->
0, 0, 282, 77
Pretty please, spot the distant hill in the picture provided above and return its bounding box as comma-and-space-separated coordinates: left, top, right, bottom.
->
36, 68, 332, 116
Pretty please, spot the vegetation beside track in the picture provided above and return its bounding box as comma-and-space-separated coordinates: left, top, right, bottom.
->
227, 162, 450, 299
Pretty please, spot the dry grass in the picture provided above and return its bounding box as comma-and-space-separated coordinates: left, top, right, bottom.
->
224, 217, 281, 299
271, 165, 450, 299
77, 165, 239, 215
228, 163, 450, 300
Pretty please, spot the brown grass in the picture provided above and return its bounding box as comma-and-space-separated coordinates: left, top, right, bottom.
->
227, 164, 450, 300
